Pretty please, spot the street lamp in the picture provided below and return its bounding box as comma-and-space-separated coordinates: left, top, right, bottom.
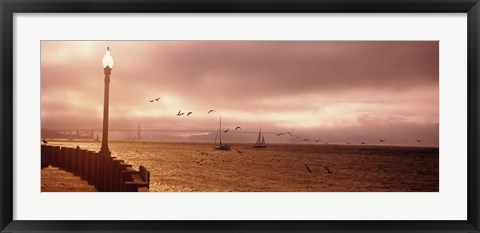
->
99, 47, 114, 156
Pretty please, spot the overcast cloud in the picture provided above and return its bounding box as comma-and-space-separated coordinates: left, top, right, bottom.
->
41, 41, 438, 146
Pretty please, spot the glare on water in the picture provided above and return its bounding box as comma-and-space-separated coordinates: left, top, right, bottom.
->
46, 141, 439, 192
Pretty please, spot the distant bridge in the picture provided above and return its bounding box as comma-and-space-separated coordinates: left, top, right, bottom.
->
50, 128, 272, 140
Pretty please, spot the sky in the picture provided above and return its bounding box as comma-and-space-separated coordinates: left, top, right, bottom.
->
41, 41, 439, 146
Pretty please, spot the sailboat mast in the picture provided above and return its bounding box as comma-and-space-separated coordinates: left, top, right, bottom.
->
256, 128, 262, 143
219, 116, 222, 144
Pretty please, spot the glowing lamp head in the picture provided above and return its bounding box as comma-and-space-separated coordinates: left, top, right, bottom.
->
102, 47, 114, 68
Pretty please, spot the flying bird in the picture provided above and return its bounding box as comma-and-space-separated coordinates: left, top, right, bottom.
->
224, 129, 229, 133
176, 110, 183, 116
416, 139, 423, 143
305, 164, 312, 173
285, 132, 293, 136
379, 139, 386, 143
361, 142, 367, 145
208, 109, 216, 114
235, 127, 241, 131
149, 97, 160, 102
315, 140, 321, 143
324, 166, 333, 174
42, 138, 48, 144
187, 112, 193, 116
303, 139, 310, 142
276, 132, 285, 136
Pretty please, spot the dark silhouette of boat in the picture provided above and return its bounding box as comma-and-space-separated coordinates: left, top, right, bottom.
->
253, 129, 267, 148
214, 116, 231, 150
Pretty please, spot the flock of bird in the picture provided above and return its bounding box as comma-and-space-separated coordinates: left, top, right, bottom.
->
305, 164, 333, 174
148, 97, 161, 103
150, 99, 246, 133
196, 147, 332, 174
148, 97, 426, 145
176, 110, 194, 117
150, 98, 338, 175
274, 130, 424, 145
149, 97, 222, 122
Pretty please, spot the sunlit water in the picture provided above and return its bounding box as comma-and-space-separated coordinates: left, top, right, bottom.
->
45, 141, 439, 192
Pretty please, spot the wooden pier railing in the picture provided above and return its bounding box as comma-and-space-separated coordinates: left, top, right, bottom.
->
41, 145, 150, 192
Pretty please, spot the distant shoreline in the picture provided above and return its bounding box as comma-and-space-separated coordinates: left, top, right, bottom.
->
43, 139, 439, 149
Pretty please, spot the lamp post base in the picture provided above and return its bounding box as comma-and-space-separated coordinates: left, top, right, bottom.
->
99, 147, 111, 156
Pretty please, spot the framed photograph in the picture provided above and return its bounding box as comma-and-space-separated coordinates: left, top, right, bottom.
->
1, 0, 479, 232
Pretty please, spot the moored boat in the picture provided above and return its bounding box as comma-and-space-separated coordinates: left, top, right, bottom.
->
214, 116, 231, 150
253, 129, 267, 148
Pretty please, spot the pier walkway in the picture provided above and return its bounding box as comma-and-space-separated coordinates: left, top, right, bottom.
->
41, 145, 150, 192
42, 166, 97, 192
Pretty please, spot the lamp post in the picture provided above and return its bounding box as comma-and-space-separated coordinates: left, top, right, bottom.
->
99, 47, 114, 156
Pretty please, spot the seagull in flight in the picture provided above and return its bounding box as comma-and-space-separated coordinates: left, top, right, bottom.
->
176, 110, 183, 116
149, 97, 160, 102
208, 109, 216, 114
305, 164, 312, 173
187, 112, 193, 116
195, 159, 205, 166
379, 139, 386, 143
235, 126, 241, 131
324, 166, 333, 174
415, 139, 423, 143
224, 129, 229, 133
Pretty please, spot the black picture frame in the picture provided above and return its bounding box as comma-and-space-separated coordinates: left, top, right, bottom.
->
1, 0, 479, 232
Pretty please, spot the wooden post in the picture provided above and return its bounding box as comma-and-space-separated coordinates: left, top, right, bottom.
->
101, 153, 107, 191
110, 159, 122, 191
80, 150, 87, 178
52, 146, 59, 167
73, 148, 80, 175
41, 145, 48, 168
58, 147, 66, 170
139, 165, 150, 187
104, 157, 111, 192
65, 148, 73, 171
96, 153, 106, 191
87, 151, 94, 184
117, 163, 132, 192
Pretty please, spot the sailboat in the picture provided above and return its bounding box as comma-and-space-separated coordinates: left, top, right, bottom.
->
214, 116, 231, 150
253, 129, 267, 148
